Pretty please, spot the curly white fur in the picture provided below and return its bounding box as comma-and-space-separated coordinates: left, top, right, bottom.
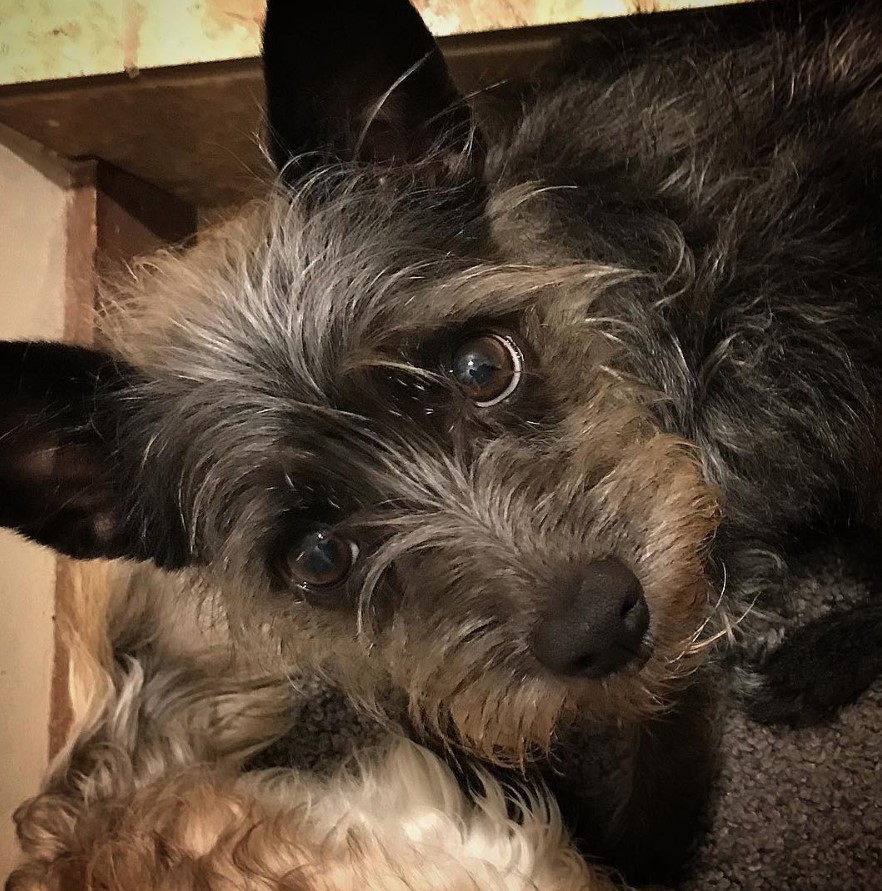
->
7, 567, 621, 891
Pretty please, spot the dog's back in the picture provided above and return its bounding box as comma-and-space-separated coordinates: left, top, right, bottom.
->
490, 0, 882, 538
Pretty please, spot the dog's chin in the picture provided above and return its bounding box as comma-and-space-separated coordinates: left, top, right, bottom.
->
435, 638, 708, 760
404, 659, 670, 764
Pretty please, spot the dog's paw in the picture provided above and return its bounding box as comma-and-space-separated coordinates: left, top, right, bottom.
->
739, 602, 882, 727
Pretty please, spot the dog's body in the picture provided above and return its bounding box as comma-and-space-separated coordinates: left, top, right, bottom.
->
3, 0, 882, 883
7, 570, 612, 891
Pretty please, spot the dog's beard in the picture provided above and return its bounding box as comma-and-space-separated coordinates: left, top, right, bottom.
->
387, 616, 713, 764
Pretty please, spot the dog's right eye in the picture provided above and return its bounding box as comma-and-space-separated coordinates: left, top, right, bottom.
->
281, 528, 359, 601
449, 333, 523, 407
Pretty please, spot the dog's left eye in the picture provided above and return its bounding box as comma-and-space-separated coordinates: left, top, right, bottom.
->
450, 333, 523, 407
284, 528, 359, 592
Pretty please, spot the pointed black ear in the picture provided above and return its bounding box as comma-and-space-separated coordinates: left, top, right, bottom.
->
262, 0, 482, 183
0, 341, 187, 566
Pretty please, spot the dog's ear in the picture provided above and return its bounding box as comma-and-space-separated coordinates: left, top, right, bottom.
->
0, 341, 187, 566
262, 0, 482, 183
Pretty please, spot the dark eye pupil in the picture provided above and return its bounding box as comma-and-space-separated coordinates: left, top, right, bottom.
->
454, 348, 499, 387
450, 334, 521, 406
290, 530, 352, 587
301, 536, 339, 576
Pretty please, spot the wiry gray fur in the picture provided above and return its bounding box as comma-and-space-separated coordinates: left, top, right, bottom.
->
2, 0, 882, 884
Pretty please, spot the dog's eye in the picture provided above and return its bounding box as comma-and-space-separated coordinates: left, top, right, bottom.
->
285, 528, 358, 590
450, 333, 523, 406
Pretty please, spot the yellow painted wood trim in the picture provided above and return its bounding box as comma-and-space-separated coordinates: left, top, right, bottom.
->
0, 0, 750, 87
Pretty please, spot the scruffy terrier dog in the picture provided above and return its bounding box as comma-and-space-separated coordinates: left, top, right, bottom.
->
2, 0, 882, 883
8, 573, 613, 891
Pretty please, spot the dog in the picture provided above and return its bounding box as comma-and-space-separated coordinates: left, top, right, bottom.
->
6, 566, 620, 891
2, 0, 881, 882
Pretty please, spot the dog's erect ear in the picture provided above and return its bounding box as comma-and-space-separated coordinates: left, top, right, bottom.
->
0, 341, 186, 566
262, 0, 482, 182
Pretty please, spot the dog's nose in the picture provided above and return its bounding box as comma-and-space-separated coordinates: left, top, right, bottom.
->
532, 558, 649, 679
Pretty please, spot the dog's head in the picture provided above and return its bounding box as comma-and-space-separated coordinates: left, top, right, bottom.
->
0, 0, 719, 758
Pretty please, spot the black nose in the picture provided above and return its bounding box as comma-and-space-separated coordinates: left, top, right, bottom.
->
532, 558, 649, 679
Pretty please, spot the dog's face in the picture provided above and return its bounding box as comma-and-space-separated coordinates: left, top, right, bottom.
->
0, 0, 718, 757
